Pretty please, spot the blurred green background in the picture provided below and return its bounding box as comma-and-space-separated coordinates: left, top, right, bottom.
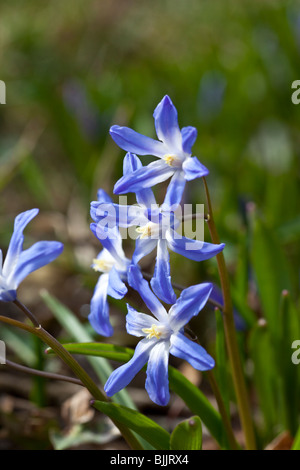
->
0, 0, 300, 449
1, 0, 299, 287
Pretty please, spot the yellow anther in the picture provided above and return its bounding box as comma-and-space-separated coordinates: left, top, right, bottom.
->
92, 258, 113, 273
136, 223, 155, 239
142, 324, 162, 340
164, 154, 181, 167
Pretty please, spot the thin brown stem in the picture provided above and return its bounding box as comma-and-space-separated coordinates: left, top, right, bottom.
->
207, 370, 239, 450
0, 306, 144, 450
5, 359, 83, 386
13, 299, 40, 327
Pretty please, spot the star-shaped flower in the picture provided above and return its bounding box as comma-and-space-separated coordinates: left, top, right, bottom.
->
0, 209, 63, 302
104, 265, 215, 406
110, 95, 209, 202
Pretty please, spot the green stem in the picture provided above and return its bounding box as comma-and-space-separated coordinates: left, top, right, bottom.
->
202, 177, 256, 450
0, 309, 143, 450
207, 370, 239, 450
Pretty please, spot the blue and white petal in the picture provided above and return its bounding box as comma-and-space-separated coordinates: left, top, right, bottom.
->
182, 157, 209, 181
170, 332, 215, 371
160, 170, 186, 211
128, 264, 168, 322
168, 282, 212, 331
132, 237, 158, 265
104, 338, 155, 397
166, 228, 225, 262
114, 160, 174, 195
90, 223, 126, 266
145, 340, 170, 406
153, 95, 182, 152
91, 202, 147, 228
126, 304, 160, 337
107, 266, 127, 299
150, 239, 176, 305
97, 189, 113, 204
181, 126, 197, 155
110, 125, 167, 157
123, 152, 156, 208
88, 273, 113, 337
2, 209, 39, 278
9, 241, 63, 288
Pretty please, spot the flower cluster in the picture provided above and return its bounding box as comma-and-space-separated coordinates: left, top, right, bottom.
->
0, 209, 63, 303
89, 95, 225, 405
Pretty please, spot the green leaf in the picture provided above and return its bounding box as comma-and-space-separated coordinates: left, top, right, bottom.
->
51, 341, 227, 447
93, 401, 170, 450
46, 342, 133, 362
248, 321, 278, 439
214, 308, 230, 415
40, 291, 135, 409
292, 425, 300, 450
252, 214, 291, 337
168, 367, 227, 448
170, 416, 202, 450
250, 213, 292, 339
277, 290, 300, 435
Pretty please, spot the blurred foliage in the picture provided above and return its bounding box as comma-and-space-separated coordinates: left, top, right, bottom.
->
0, 0, 300, 449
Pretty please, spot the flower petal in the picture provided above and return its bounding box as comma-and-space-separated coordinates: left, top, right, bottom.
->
160, 170, 186, 211
114, 160, 175, 195
209, 284, 246, 331
110, 125, 166, 157
104, 338, 154, 397
88, 273, 113, 337
126, 304, 159, 337
0, 288, 17, 302
153, 95, 182, 151
10, 241, 63, 288
182, 157, 209, 181
181, 126, 197, 155
90, 223, 126, 265
150, 239, 176, 305
123, 152, 156, 207
132, 237, 157, 264
166, 228, 225, 262
145, 340, 170, 406
107, 266, 127, 299
2, 209, 39, 278
168, 282, 212, 331
91, 202, 146, 228
170, 332, 215, 370
97, 189, 113, 204
128, 264, 168, 322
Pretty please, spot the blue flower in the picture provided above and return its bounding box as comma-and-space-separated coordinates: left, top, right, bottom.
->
104, 265, 215, 406
89, 189, 130, 337
0, 209, 63, 302
91, 153, 225, 305
110, 95, 209, 200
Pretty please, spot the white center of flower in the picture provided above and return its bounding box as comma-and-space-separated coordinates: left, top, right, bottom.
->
142, 324, 163, 340
163, 154, 182, 167
136, 222, 159, 239
92, 258, 114, 273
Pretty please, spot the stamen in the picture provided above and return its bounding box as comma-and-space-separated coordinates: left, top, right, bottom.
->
163, 154, 181, 167
92, 258, 114, 273
136, 222, 158, 239
142, 324, 162, 340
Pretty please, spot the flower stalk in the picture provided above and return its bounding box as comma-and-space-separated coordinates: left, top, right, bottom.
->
202, 177, 256, 450
0, 306, 144, 450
